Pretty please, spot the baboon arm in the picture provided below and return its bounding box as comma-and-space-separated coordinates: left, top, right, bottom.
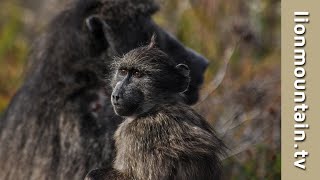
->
85, 168, 128, 180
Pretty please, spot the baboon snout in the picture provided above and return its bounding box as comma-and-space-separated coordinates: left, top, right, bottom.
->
111, 81, 126, 104
111, 94, 120, 102
111, 90, 122, 104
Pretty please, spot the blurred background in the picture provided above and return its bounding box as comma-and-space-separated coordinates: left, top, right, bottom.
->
0, 0, 280, 179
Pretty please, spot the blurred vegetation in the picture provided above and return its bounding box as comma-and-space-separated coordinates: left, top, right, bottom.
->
0, 0, 280, 179
0, 1, 28, 112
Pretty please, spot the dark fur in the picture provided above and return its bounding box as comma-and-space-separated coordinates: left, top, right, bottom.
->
86, 43, 225, 180
0, 0, 208, 179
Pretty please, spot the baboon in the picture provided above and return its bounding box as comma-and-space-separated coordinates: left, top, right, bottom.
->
86, 39, 225, 180
0, 0, 208, 179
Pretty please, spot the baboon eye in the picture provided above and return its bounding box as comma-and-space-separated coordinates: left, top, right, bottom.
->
119, 69, 128, 76
133, 71, 143, 78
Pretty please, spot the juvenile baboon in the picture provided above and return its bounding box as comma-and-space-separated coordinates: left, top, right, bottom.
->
0, 0, 209, 179
86, 39, 226, 180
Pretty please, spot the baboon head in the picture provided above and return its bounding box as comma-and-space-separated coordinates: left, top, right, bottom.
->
110, 38, 190, 117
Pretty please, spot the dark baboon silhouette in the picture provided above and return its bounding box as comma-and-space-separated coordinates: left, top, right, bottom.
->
0, 0, 208, 179
86, 39, 225, 180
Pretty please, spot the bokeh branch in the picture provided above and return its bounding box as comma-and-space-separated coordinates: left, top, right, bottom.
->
196, 38, 241, 106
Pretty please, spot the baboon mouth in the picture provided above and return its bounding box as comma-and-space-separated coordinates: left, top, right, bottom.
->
112, 102, 120, 106
112, 101, 124, 107
112, 103, 126, 110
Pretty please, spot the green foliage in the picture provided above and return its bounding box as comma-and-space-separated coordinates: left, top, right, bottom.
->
0, 1, 28, 112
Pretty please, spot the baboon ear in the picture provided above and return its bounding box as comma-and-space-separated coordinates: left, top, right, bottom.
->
176, 64, 190, 92
85, 15, 113, 53
86, 15, 102, 32
176, 64, 190, 77
148, 33, 157, 49
85, 15, 111, 40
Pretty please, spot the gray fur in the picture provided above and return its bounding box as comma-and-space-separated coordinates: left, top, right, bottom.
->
86, 44, 225, 180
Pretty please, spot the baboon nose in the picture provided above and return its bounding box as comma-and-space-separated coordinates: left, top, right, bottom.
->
112, 95, 120, 101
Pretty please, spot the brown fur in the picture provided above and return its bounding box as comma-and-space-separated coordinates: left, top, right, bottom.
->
86, 43, 225, 180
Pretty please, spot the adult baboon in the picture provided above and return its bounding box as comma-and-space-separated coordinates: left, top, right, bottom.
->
86, 39, 225, 180
0, 0, 208, 179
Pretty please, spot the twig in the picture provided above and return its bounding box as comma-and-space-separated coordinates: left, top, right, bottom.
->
222, 123, 271, 160
195, 38, 240, 106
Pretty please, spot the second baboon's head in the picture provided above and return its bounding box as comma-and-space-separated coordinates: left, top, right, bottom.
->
110, 37, 190, 117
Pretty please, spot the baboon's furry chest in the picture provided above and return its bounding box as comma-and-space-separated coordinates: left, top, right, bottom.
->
112, 104, 221, 180
113, 112, 175, 177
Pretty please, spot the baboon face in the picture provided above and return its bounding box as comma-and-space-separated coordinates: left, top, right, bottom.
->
111, 44, 190, 117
